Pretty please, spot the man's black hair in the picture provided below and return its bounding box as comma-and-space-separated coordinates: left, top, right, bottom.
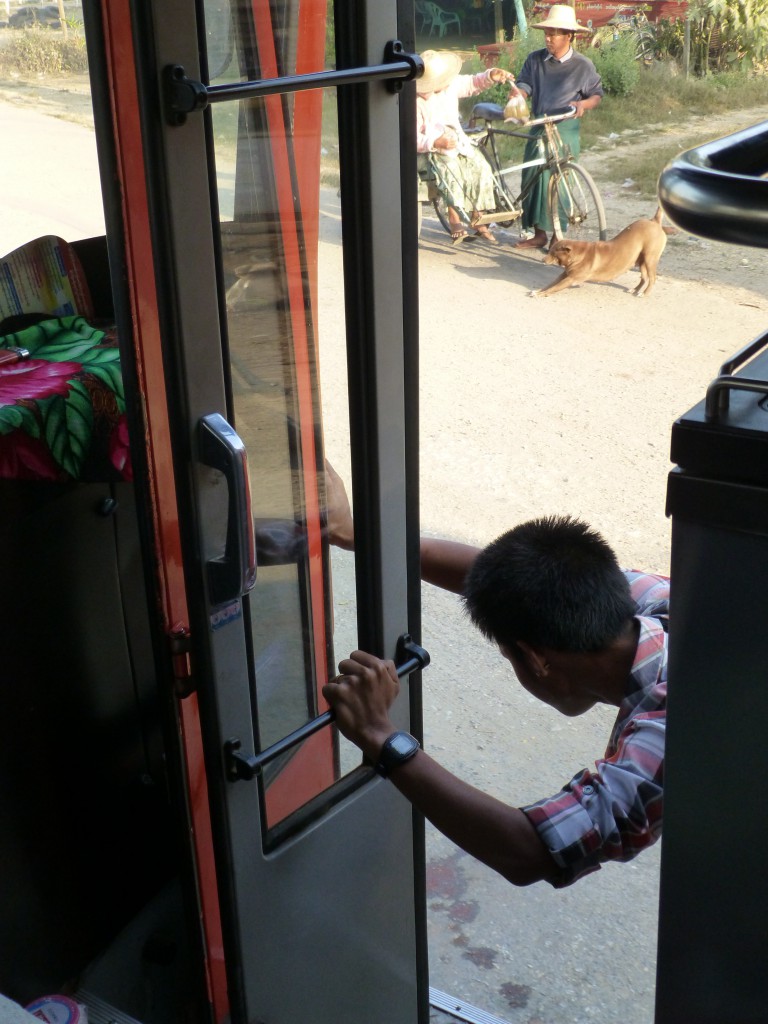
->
462, 515, 635, 652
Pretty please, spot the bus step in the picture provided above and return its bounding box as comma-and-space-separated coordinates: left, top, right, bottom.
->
430, 987, 514, 1024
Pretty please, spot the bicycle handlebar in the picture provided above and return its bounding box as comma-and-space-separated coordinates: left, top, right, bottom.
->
523, 106, 577, 127
469, 102, 576, 130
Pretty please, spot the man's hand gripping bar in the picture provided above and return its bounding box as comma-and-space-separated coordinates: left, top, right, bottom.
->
224, 634, 430, 782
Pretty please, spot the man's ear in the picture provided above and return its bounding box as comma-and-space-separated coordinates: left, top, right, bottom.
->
515, 640, 551, 678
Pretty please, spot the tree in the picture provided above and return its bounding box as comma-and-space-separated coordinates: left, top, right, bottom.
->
686, 0, 768, 71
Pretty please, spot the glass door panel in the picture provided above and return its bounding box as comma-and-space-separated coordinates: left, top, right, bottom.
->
209, 15, 360, 829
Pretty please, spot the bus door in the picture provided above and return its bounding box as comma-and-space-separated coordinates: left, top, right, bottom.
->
92, 0, 427, 1021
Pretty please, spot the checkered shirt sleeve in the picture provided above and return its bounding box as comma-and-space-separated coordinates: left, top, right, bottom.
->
522, 571, 669, 888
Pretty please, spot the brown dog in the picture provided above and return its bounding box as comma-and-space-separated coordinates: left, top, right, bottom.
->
532, 208, 671, 298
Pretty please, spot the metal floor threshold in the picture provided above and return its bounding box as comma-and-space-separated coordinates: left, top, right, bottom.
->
75, 991, 144, 1024
77, 985, 510, 1024
430, 987, 514, 1024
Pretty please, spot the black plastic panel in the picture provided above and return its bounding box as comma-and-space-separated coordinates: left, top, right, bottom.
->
670, 347, 768, 487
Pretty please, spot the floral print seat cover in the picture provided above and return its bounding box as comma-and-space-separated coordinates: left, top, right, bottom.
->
0, 315, 131, 482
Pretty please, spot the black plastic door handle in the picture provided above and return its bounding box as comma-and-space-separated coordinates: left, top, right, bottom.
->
199, 412, 257, 604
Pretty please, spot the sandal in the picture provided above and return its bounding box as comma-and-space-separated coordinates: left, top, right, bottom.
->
474, 224, 498, 244
451, 228, 469, 246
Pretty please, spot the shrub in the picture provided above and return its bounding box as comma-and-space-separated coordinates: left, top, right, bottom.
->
687, 0, 768, 72
654, 17, 685, 61
474, 49, 516, 106
590, 32, 641, 95
0, 27, 88, 75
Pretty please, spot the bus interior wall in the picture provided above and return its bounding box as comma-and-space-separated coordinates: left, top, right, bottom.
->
0, 237, 197, 1016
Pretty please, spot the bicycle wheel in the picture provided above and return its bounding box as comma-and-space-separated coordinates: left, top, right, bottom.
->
548, 162, 608, 243
432, 193, 452, 234
635, 31, 657, 66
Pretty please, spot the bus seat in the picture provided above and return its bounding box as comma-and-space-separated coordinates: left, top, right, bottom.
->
0, 244, 169, 999
0, 478, 173, 1000
0, 234, 126, 484
0, 234, 96, 324
70, 235, 114, 321
0, 316, 130, 483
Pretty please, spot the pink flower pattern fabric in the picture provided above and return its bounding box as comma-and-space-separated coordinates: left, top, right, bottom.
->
0, 316, 131, 481
0, 357, 82, 404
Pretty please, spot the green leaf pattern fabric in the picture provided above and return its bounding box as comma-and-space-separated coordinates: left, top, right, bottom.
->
0, 316, 132, 482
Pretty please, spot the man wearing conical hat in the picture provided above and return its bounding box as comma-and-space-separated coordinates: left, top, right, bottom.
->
507, 4, 603, 249
417, 49, 513, 244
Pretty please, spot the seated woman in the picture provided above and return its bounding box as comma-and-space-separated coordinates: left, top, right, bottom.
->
417, 49, 512, 245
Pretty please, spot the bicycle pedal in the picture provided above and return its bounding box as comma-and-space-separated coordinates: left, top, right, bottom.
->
474, 212, 519, 226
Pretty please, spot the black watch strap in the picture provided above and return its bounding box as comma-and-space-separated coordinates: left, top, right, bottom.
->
375, 731, 420, 778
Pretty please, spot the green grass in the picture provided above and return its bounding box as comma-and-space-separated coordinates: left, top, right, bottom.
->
579, 64, 768, 194
3, 22, 764, 201
593, 130, 693, 195
580, 64, 768, 149
588, 126, 757, 196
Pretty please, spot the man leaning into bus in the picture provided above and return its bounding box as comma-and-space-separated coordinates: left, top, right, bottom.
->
322, 467, 667, 888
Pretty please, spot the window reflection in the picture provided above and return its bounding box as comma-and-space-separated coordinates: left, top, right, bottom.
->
208, 0, 360, 827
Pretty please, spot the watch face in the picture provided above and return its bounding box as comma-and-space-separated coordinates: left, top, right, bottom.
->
388, 732, 418, 757
376, 731, 419, 777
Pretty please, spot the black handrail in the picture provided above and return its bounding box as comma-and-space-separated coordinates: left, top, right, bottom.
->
704, 328, 768, 420
224, 635, 430, 781
164, 41, 423, 124
657, 119, 768, 249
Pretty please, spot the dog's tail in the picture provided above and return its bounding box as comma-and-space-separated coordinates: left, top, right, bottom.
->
654, 206, 679, 236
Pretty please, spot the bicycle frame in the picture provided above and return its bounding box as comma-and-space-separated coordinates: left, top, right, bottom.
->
422, 106, 606, 242
470, 109, 577, 226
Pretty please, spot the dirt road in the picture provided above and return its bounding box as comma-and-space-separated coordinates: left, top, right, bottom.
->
409, 110, 767, 1024
416, 111, 768, 576
314, 124, 767, 1014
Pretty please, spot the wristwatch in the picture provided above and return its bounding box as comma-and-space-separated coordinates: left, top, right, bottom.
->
375, 731, 420, 778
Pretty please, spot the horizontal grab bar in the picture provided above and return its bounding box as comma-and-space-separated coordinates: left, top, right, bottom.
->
225, 634, 430, 782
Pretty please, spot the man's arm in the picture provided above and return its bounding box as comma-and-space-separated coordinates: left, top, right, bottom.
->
324, 460, 480, 594
323, 651, 559, 887
573, 94, 601, 117
391, 751, 560, 886
419, 537, 479, 594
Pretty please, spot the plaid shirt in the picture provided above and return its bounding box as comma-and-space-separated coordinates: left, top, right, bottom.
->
522, 571, 669, 888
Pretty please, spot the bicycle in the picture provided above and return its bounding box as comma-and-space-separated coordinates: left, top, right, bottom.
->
420, 105, 608, 245
589, 7, 659, 66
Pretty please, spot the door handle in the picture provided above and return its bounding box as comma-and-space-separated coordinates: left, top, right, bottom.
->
224, 634, 430, 781
198, 412, 257, 604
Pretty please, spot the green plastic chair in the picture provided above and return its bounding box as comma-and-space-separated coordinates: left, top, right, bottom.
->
415, 0, 432, 32
424, 1, 461, 38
